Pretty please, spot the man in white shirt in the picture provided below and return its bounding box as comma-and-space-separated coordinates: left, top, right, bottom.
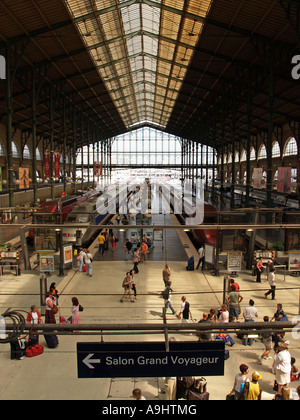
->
243, 299, 258, 346
196, 245, 205, 270
265, 267, 276, 300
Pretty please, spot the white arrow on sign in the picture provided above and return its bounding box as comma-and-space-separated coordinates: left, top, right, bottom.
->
82, 353, 101, 369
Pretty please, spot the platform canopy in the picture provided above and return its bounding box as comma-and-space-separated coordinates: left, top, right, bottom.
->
0, 0, 299, 148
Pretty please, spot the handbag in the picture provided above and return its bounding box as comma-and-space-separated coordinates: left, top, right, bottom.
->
26, 344, 44, 357
82, 264, 87, 272
52, 304, 58, 314
79, 304, 84, 312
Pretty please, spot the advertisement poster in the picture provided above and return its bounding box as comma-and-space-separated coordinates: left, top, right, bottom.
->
18, 168, 29, 189
253, 167, 263, 189
44, 151, 50, 178
288, 254, 300, 271
63, 245, 73, 265
54, 151, 60, 178
99, 161, 103, 176
39, 252, 54, 272
277, 167, 291, 194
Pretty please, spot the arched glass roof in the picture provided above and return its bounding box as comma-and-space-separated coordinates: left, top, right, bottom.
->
64, 0, 213, 129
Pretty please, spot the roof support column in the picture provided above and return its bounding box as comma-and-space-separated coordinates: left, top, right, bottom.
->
5, 43, 14, 207
230, 89, 236, 210
49, 84, 55, 200
246, 73, 253, 208
62, 95, 67, 193
220, 102, 225, 206
72, 100, 77, 195
80, 112, 84, 190
31, 67, 38, 207
5, 41, 28, 206
266, 45, 275, 211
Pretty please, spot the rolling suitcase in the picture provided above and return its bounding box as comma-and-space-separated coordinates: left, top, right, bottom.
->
188, 390, 209, 400
44, 333, 59, 348
176, 377, 194, 400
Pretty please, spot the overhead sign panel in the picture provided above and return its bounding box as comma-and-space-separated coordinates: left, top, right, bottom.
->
77, 341, 225, 378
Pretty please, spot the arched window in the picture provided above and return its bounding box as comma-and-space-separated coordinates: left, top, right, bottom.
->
12, 141, 20, 158
23, 145, 31, 159
272, 141, 280, 158
0, 141, 5, 156
241, 150, 246, 162
227, 153, 232, 164
250, 147, 256, 161
235, 152, 239, 163
258, 144, 267, 160
283, 137, 298, 157
36, 147, 42, 160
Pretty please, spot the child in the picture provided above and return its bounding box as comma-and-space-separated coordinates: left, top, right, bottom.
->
291, 357, 300, 382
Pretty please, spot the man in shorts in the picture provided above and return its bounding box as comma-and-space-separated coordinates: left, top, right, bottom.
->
226, 285, 243, 321
258, 316, 273, 364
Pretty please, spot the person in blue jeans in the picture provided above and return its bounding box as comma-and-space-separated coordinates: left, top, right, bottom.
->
216, 331, 235, 346
85, 249, 93, 277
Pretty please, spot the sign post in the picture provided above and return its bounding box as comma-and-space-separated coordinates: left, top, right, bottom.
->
77, 341, 225, 379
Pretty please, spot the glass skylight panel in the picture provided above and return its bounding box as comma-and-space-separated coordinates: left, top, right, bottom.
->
64, 0, 214, 129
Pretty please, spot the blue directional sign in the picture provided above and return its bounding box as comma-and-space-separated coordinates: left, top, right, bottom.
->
77, 341, 225, 378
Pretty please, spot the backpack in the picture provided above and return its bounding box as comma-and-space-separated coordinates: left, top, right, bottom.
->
162, 286, 170, 300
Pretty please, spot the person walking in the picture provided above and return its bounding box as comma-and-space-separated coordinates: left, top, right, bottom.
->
110, 233, 117, 254
242, 299, 258, 346
130, 269, 138, 300
79, 248, 87, 272
196, 245, 205, 270
133, 248, 140, 274
98, 231, 105, 256
140, 240, 148, 263
162, 281, 175, 316
85, 249, 93, 277
162, 264, 171, 287
226, 285, 243, 322
258, 316, 273, 364
265, 267, 276, 300
176, 296, 193, 335
120, 272, 135, 303
71, 297, 81, 325
238, 372, 262, 400
124, 239, 133, 261
256, 257, 263, 283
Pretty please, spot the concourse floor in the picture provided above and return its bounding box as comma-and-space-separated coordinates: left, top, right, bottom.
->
0, 224, 300, 400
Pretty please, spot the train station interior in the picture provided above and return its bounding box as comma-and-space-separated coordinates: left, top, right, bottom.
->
0, 0, 300, 402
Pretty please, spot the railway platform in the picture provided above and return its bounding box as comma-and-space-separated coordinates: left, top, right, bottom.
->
0, 210, 300, 400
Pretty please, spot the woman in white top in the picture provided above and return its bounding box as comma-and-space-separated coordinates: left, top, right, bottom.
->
85, 249, 93, 277
273, 342, 291, 394
229, 364, 249, 400
219, 304, 229, 323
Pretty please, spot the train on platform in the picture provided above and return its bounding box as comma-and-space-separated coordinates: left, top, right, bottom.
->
62, 182, 131, 247
158, 179, 218, 247
29, 189, 103, 249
